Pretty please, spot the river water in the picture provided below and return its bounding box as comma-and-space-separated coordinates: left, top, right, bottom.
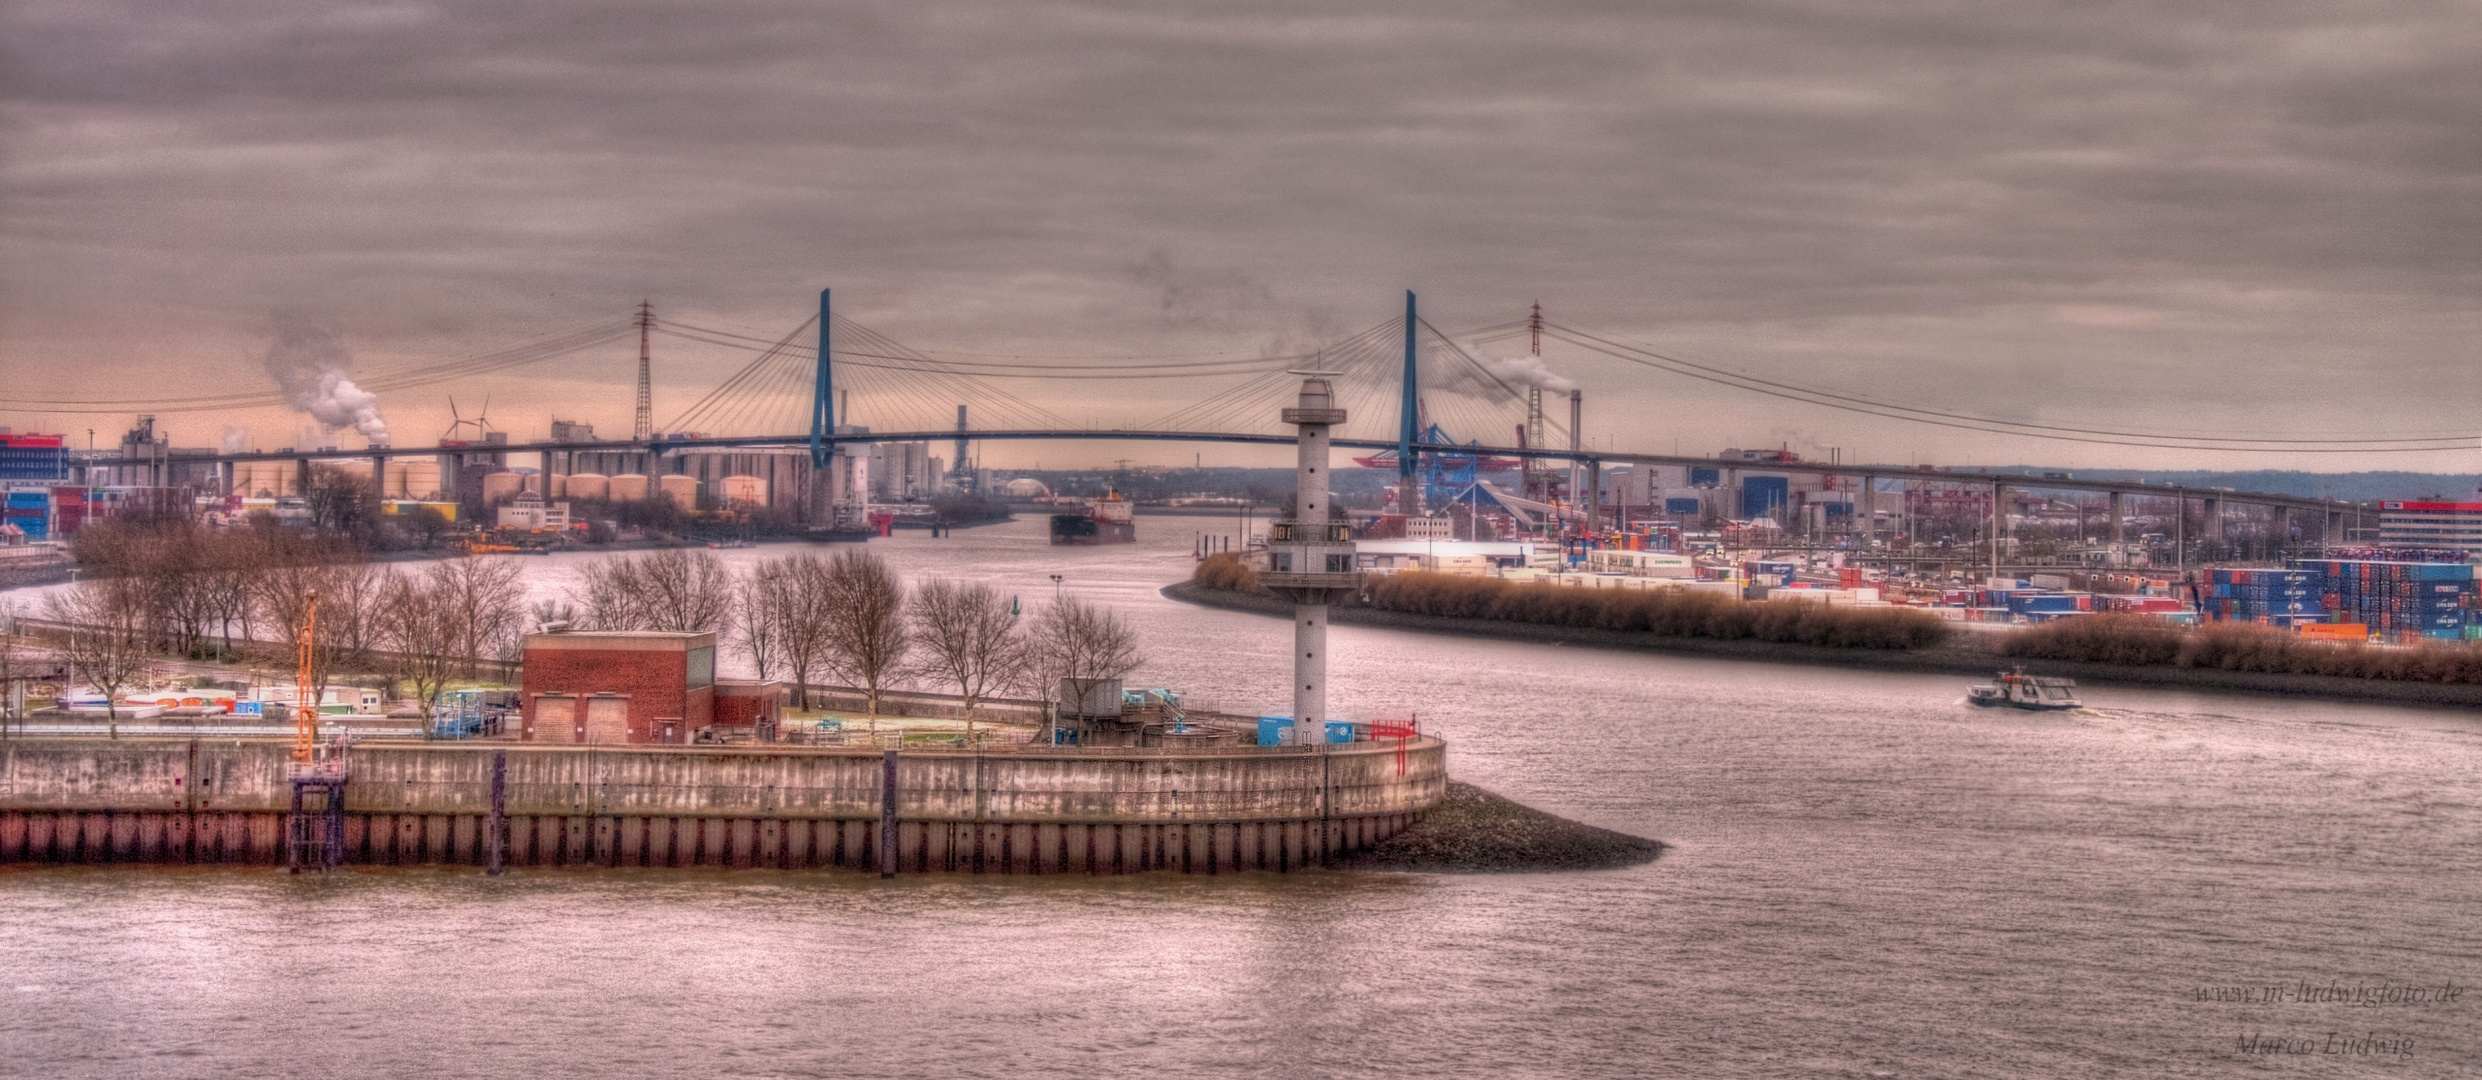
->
4, 516, 2477, 1078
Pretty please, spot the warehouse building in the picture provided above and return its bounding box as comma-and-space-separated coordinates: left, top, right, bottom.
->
2377, 501, 2482, 551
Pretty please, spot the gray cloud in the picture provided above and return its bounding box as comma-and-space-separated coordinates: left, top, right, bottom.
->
2, 0, 2476, 467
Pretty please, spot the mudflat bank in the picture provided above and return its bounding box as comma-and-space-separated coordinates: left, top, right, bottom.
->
1333, 781, 1662, 873
1165, 580, 2482, 709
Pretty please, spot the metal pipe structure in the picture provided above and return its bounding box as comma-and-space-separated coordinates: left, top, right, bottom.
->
879, 749, 900, 878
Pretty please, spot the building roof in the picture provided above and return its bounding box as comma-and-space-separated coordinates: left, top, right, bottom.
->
525, 629, 717, 651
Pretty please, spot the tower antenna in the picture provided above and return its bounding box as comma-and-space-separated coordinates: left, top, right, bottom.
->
633, 300, 654, 441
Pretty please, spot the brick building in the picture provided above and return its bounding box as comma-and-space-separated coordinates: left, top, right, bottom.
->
714, 681, 784, 738
520, 629, 718, 745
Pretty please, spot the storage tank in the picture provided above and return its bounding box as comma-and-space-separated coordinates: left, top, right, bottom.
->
717, 474, 768, 507
608, 474, 649, 503
547, 474, 567, 499
481, 471, 525, 505
390, 460, 443, 499
1004, 477, 1049, 498
235, 462, 291, 497
565, 472, 610, 501
658, 474, 699, 507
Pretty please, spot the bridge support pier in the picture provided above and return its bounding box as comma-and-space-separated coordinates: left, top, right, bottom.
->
2203, 497, 2225, 545
2108, 491, 2125, 549
1585, 460, 1601, 533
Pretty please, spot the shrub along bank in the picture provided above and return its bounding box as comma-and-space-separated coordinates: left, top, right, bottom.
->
1366, 572, 1952, 650
1192, 552, 1266, 594
2000, 613, 2482, 684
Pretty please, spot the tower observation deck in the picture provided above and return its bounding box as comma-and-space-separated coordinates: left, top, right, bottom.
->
1261, 374, 1359, 742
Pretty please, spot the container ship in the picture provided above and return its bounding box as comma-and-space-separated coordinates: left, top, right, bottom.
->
1050, 489, 1136, 545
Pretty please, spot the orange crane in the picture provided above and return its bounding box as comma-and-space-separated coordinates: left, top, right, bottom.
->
294, 592, 318, 763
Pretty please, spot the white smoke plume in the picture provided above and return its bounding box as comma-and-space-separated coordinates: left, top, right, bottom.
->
1476, 351, 1577, 393
220, 425, 248, 454
264, 311, 389, 444
1429, 342, 1578, 397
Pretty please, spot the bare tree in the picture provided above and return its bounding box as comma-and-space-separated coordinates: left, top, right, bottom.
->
301, 464, 378, 535
820, 549, 908, 732
907, 579, 1023, 740
255, 561, 365, 711
1028, 595, 1143, 739
44, 580, 153, 734
770, 554, 836, 710
427, 556, 527, 677
573, 549, 735, 637
529, 597, 580, 633
0, 599, 24, 735
734, 560, 787, 682
376, 570, 462, 730
327, 560, 387, 671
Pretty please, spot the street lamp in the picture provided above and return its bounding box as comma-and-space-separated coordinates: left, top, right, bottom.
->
1049, 574, 1063, 600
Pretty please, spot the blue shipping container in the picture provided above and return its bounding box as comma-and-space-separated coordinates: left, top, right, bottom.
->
1257, 716, 1291, 747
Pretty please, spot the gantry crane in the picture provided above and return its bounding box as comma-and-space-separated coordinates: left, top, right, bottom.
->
294, 592, 318, 763
286, 591, 347, 871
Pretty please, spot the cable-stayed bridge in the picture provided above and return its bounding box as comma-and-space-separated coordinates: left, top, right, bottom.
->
33, 290, 2406, 535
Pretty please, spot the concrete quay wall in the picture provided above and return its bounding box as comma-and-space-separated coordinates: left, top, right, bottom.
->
0, 737, 1447, 874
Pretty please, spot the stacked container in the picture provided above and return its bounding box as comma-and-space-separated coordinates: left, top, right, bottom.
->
2287, 560, 2477, 641
2199, 568, 2328, 626
2, 489, 49, 539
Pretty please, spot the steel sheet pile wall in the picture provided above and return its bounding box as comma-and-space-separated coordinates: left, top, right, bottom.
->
2288, 560, 2478, 641
0, 738, 1447, 874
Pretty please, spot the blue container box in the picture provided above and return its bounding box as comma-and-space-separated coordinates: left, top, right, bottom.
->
1257, 716, 1291, 747
1325, 721, 1354, 744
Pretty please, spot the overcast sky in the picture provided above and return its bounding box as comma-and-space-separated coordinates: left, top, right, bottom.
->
2, 0, 2475, 471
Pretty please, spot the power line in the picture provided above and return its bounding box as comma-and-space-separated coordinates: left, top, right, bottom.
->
1542, 319, 2476, 451
1540, 323, 2476, 454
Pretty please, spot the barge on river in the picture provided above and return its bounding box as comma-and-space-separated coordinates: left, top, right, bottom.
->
1051, 490, 1135, 545
1967, 671, 2083, 710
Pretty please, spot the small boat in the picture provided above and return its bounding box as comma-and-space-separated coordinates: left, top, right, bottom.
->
1967, 671, 2082, 710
